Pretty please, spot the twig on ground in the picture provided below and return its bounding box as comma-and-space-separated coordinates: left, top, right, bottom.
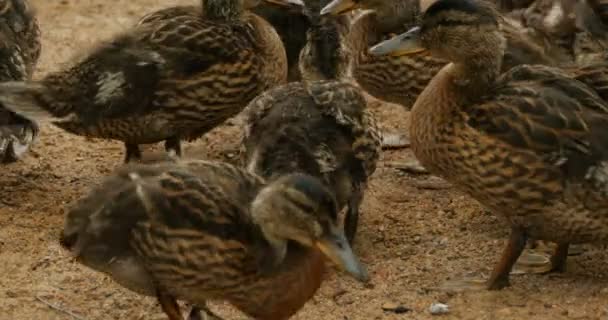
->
35, 295, 88, 320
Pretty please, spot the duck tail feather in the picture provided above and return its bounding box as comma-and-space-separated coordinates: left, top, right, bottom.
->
0, 82, 61, 122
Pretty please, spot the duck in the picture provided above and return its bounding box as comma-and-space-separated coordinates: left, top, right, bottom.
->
251, 0, 311, 81
0, 0, 293, 163
60, 158, 368, 320
370, 0, 608, 290
0, 0, 40, 163
319, 0, 446, 107
572, 0, 608, 63
241, 0, 382, 244
320, 0, 565, 108
505, 0, 608, 65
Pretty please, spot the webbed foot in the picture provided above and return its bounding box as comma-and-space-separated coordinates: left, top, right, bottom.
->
188, 306, 224, 320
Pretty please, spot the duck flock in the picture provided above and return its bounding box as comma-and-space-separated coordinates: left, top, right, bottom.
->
1, 0, 608, 318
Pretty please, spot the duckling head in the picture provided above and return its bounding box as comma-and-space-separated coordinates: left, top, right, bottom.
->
370, 0, 506, 66
251, 174, 369, 282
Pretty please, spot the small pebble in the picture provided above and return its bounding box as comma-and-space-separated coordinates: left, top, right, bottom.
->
429, 303, 449, 315
382, 301, 412, 314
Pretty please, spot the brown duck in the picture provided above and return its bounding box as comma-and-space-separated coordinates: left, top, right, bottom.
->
321, 0, 565, 108
0, 0, 40, 163
60, 159, 368, 320
241, 0, 382, 244
371, 0, 608, 290
0, 0, 292, 163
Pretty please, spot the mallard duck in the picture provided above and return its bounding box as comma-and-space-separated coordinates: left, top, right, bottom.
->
371, 0, 608, 290
60, 159, 368, 320
0, 0, 40, 163
241, 0, 382, 244
319, 0, 445, 107
320, 0, 565, 107
0, 0, 293, 163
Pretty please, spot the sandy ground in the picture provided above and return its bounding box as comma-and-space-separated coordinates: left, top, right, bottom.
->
1, 1, 608, 319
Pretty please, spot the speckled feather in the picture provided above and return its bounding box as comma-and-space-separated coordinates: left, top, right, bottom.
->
0, 2, 286, 153
0, 0, 40, 162
60, 159, 332, 320
413, 62, 608, 244
241, 80, 381, 244
337, 0, 563, 107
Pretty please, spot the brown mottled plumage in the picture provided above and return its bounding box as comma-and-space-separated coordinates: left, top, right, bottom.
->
321, 0, 562, 107
0, 0, 40, 163
242, 0, 381, 244
60, 159, 368, 320
0, 0, 290, 163
251, 0, 311, 81
371, 0, 608, 290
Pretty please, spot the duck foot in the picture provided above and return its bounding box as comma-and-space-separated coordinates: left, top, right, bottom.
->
384, 160, 429, 174
486, 226, 528, 290
441, 227, 528, 291
188, 306, 224, 320
529, 240, 583, 256
0, 123, 37, 163
511, 250, 551, 275
124, 143, 142, 163
381, 132, 410, 149
442, 241, 570, 292
512, 242, 571, 274
165, 137, 182, 159
156, 289, 184, 320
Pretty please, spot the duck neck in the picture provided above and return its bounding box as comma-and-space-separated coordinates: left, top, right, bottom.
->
202, 0, 244, 20
447, 38, 505, 100
300, 16, 350, 80
409, 38, 505, 165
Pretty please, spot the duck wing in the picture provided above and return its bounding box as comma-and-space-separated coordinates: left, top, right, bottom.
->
468, 64, 608, 194
0, 9, 262, 125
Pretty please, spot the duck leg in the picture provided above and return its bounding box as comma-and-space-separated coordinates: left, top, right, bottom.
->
549, 243, 569, 273
344, 187, 363, 245
486, 226, 528, 290
165, 137, 182, 158
156, 289, 184, 320
124, 143, 142, 163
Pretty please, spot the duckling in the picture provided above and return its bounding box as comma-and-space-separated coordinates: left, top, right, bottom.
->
321, 0, 564, 108
241, 0, 381, 244
60, 159, 368, 320
0, 0, 40, 163
0, 0, 293, 163
371, 0, 608, 290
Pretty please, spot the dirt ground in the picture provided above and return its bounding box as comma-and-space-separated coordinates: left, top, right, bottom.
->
1, 0, 608, 319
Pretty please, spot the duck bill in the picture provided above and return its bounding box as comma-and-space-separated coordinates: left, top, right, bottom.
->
316, 230, 369, 282
320, 0, 358, 15
264, 0, 305, 7
369, 27, 427, 57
